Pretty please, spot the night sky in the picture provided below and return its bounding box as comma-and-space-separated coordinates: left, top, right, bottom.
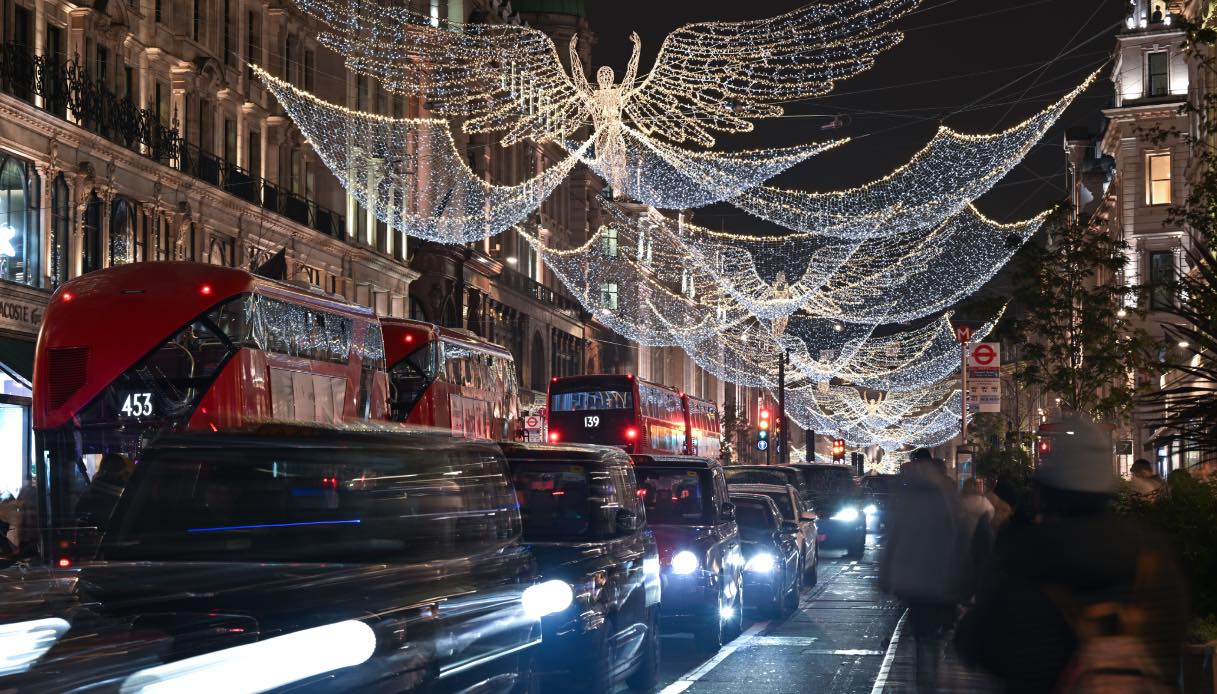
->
583, 0, 1128, 231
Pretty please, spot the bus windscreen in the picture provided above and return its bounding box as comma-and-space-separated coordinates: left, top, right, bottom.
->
549, 389, 634, 411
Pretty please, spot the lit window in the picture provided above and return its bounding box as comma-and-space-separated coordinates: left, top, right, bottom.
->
600, 282, 619, 310
1147, 152, 1171, 205
1146, 51, 1169, 97
602, 228, 618, 257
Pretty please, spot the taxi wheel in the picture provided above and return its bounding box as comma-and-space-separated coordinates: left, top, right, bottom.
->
847, 534, 865, 559
626, 606, 660, 691
780, 567, 799, 617
726, 589, 744, 641
694, 595, 728, 652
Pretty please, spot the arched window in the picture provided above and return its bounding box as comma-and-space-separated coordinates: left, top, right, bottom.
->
529, 331, 546, 393
83, 192, 103, 273
50, 174, 70, 286
0, 154, 41, 287
109, 197, 136, 266
207, 234, 234, 266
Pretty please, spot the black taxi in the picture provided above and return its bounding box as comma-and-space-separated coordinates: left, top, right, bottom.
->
630, 454, 744, 652
0, 427, 552, 693
500, 443, 661, 693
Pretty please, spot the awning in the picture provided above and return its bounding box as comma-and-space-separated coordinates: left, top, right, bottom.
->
0, 335, 33, 387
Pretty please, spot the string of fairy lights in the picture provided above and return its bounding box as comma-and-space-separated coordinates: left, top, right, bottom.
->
265, 0, 1086, 449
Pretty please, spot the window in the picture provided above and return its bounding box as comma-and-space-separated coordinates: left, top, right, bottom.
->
109, 198, 136, 266
602, 227, 618, 257
248, 129, 261, 179
155, 81, 169, 127
600, 282, 618, 310
1147, 51, 1169, 97
124, 66, 135, 104
50, 174, 69, 286
223, 0, 234, 66
83, 192, 103, 273
304, 49, 315, 91
0, 155, 41, 288
285, 34, 298, 85
1147, 152, 1171, 205
192, 0, 202, 42
96, 46, 109, 89
223, 118, 237, 164
155, 0, 163, 22
198, 99, 214, 154
246, 11, 260, 78
208, 234, 234, 266
1149, 250, 1175, 310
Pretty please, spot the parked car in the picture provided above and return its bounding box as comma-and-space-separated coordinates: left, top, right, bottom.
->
500, 442, 661, 693
861, 473, 899, 530
729, 493, 801, 618
727, 482, 818, 585
724, 465, 811, 502
0, 427, 556, 693
631, 454, 743, 652
789, 463, 867, 558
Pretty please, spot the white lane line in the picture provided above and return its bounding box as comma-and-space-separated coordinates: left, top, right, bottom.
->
870, 609, 908, 694
658, 621, 770, 694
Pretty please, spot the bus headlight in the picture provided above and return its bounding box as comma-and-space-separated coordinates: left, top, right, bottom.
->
670, 550, 699, 575
744, 553, 776, 574
831, 507, 860, 523
522, 580, 575, 619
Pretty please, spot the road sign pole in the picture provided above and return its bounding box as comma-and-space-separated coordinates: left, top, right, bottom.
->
777, 351, 786, 466
961, 339, 968, 445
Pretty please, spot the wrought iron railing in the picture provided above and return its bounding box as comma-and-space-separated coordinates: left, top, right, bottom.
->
0, 42, 345, 241
499, 264, 584, 317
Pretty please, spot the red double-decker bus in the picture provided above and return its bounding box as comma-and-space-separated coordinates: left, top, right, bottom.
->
683, 394, 722, 459
382, 318, 519, 440
546, 374, 688, 455
33, 262, 390, 561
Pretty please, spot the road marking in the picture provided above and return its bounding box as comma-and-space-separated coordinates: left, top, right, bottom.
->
658, 621, 770, 694
870, 608, 908, 694
752, 636, 819, 647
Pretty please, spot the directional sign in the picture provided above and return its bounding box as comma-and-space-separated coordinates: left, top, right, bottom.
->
966, 342, 1001, 412
757, 440, 769, 451
954, 325, 973, 344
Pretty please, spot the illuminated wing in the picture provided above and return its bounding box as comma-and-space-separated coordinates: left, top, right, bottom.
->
625, 0, 918, 147
294, 0, 587, 145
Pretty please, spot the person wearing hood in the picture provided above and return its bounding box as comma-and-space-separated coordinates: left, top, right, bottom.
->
955, 415, 1188, 693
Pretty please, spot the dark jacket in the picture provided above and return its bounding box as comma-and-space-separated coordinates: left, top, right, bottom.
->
879, 463, 971, 604
955, 513, 1187, 694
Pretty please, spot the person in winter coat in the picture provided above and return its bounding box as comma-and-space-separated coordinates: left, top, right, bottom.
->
1129, 458, 1167, 499
880, 448, 972, 692
955, 415, 1188, 694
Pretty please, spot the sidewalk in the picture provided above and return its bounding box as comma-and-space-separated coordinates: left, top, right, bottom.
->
875, 610, 1002, 693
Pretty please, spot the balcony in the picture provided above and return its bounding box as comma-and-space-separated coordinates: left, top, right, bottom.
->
0, 43, 344, 240
498, 264, 585, 318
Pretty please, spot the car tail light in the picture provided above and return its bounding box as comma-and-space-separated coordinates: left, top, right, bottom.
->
548, 431, 560, 443
625, 427, 638, 441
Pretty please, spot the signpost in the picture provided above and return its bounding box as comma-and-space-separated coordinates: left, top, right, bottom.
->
955, 325, 972, 444
966, 342, 1002, 413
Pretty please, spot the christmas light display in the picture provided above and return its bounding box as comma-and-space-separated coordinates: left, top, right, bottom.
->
732, 70, 1097, 239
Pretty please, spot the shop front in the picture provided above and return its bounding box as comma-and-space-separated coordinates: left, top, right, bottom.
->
0, 282, 44, 501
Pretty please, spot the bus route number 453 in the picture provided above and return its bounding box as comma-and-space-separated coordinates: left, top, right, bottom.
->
119, 392, 155, 418
583, 415, 601, 428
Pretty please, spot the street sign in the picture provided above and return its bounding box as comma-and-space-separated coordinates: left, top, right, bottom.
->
966, 342, 1001, 413
967, 342, 1000, 367
954, 325, 973, 344
524, 415, 541, 430
757, 440, 769, 451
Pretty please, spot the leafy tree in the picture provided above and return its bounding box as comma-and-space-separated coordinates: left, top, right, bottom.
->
1007, 209, 1156, 419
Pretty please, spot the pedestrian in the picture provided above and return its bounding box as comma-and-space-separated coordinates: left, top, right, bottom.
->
955, 415, 1188, 694
960, 478, 994, 537
1129, 458, 1166, 499
880, 448, 972, 692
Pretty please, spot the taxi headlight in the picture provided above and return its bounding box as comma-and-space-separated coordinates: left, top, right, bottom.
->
0, 617, 70, 675
864, 504, 878, 515
670, 550, 699, 575
744, 552, 776, 573
522, 580, 575, 619
831, 507, 861, 523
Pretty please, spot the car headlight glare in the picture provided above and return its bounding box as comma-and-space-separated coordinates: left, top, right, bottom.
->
831, 506, 861, 523
744, 552, 776, 573
670, 550, 699, 575
863, 504, 878, 515
0, 617, 71, 676
522, 580, 575, 619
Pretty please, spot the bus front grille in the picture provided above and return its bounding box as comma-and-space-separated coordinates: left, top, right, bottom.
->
48, 347, 89, 408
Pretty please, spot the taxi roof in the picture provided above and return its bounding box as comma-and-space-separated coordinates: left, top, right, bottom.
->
630, 454, 721, 469
498, 442, 631, 466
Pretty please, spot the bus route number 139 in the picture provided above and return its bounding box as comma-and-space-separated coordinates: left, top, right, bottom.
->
583, 415, 601, 428
119, 392, 155, 418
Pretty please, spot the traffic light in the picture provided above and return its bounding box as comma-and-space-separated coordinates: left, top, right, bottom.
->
831, 438, 846, 461
758, 409, 770, 440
